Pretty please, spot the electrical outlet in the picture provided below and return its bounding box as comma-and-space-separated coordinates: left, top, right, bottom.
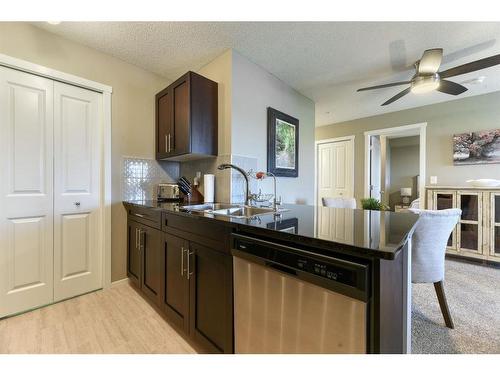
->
430, 176, 438, 185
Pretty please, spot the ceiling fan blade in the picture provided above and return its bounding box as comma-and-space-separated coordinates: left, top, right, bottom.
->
357, 81, 411, 92
437, 80, 468, 95
418, 48, 443, 74
440, 54, 500, 78
381, 87, 411, 106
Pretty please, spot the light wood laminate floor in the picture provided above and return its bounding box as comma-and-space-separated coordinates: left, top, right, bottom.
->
0, 281, 197, 354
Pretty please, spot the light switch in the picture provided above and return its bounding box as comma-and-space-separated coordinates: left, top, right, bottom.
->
430, 176, 438, 184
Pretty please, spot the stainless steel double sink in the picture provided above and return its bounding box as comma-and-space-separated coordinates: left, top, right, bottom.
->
180, 203, 284, 218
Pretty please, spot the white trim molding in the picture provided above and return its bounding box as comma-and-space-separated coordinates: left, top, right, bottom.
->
364, 122, 427, 201
1, 53, 113, 289
0, 53, 113, 93
314, 135, 355, 206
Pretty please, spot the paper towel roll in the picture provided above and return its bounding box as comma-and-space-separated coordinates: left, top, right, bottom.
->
204, 174, 215, 203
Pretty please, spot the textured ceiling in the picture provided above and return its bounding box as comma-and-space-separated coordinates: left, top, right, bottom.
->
35, 22, 500, 125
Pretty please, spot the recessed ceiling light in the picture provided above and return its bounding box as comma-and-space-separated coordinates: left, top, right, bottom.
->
47, 21, 61, 25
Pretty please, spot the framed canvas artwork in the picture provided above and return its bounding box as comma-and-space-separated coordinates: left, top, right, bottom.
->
453, 129, 500, 165
267, 107, 299, 177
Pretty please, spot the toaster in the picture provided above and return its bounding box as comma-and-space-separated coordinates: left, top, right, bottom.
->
156, 183, 180, 201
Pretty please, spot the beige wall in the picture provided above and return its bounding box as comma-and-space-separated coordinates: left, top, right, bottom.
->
0, 22, 170, 281
231, 51, 316, 204
316, 91, 500, 202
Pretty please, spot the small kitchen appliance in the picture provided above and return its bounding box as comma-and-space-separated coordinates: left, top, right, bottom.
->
156, 183, 180, 202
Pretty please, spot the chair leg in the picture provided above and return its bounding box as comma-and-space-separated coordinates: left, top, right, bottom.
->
433, 281, 454, 329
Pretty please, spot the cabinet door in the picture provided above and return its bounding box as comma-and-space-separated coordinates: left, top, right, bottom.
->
189, 242, 233, 353
140, 225, 162, 306
127, 220, 142, 288
457, 191, 482, 255
163, 233, 190, 332
156, 88, 173, 157
172, 76, 190, 155
432, 191, 457, 250
489, 192, 500, 259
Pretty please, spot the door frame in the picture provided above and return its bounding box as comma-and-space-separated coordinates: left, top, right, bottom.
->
314, 135, 355, 207
364, 122, 427, 203
0, 53, 113, 289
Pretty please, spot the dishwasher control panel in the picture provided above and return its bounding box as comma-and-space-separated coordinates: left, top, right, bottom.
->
232, 234, 368, 295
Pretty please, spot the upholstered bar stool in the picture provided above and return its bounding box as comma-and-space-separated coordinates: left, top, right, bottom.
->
409, 208, 461, 329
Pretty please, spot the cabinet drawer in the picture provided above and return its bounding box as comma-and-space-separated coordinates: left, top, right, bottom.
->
127, 205, 162, 229
162, 213, 230, 249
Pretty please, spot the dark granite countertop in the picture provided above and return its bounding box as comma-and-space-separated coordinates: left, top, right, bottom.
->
123, 200, 418, 260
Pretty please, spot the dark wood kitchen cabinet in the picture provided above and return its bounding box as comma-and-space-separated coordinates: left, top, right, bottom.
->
127, 218, 163, 307
162, 233, 190, 332
189, 242, 234, 353
127, 220, 142, 288
162, 231, 234, 353
155, 71, 218, 161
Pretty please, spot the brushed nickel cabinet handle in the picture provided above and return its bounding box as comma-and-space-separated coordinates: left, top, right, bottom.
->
165, 134, 168, 152
133, 213, 146, 218
138, 229, 142, 252
135, 228, 139, 249
180, 246, 185, 276
168, 133, 171, 152
187, 251, 194, 280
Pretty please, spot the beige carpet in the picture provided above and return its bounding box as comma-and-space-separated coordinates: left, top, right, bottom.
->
412, 259, 500, 354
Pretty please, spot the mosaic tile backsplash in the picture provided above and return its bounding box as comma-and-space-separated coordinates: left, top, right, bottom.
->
122, 157, 179, 201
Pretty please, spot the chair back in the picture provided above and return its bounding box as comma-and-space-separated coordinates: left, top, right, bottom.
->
322, 196, 357, 209
408, 208, 461, 283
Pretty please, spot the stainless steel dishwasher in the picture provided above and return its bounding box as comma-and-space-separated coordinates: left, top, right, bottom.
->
232, 233, 370, 354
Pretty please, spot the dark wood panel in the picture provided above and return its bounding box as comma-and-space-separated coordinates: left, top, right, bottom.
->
189, 242, 234, 353
127, 220, 142, 288
141, 225, 162, 307
162, 212, 230, 251
163, 232, 190, 332
173, 78, 190, 155
126, 204, 162, 229
190, 71, 218, 155
156, 89, 172, 157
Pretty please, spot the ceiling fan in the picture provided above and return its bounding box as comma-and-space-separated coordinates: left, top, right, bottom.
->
357, 48, 500, 106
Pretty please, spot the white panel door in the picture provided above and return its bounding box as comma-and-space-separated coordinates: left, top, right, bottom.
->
53, 82, 102, 301
370, 136, 382, 200
0, 67, 54, 317
317, 139, 353, 205
317, 206, 354, 243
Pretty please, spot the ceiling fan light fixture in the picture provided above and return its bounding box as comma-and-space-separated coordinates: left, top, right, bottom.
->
411, 74, 440, 94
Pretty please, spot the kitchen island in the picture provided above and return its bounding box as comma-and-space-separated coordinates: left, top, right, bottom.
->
123, 200, 418, 354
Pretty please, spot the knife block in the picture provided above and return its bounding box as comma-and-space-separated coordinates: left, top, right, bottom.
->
180, 187, 204, 204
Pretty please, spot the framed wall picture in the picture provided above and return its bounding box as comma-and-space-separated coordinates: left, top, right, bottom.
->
453, 129, 500, 165
267, 107, 299, 177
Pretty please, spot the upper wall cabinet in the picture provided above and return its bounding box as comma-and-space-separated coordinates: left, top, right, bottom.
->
156, 71, 218, 161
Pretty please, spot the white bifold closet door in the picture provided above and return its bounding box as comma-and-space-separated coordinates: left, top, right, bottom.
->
0, 67, 55, 317
0, 66, 103, 318
53, 82, 102, 302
